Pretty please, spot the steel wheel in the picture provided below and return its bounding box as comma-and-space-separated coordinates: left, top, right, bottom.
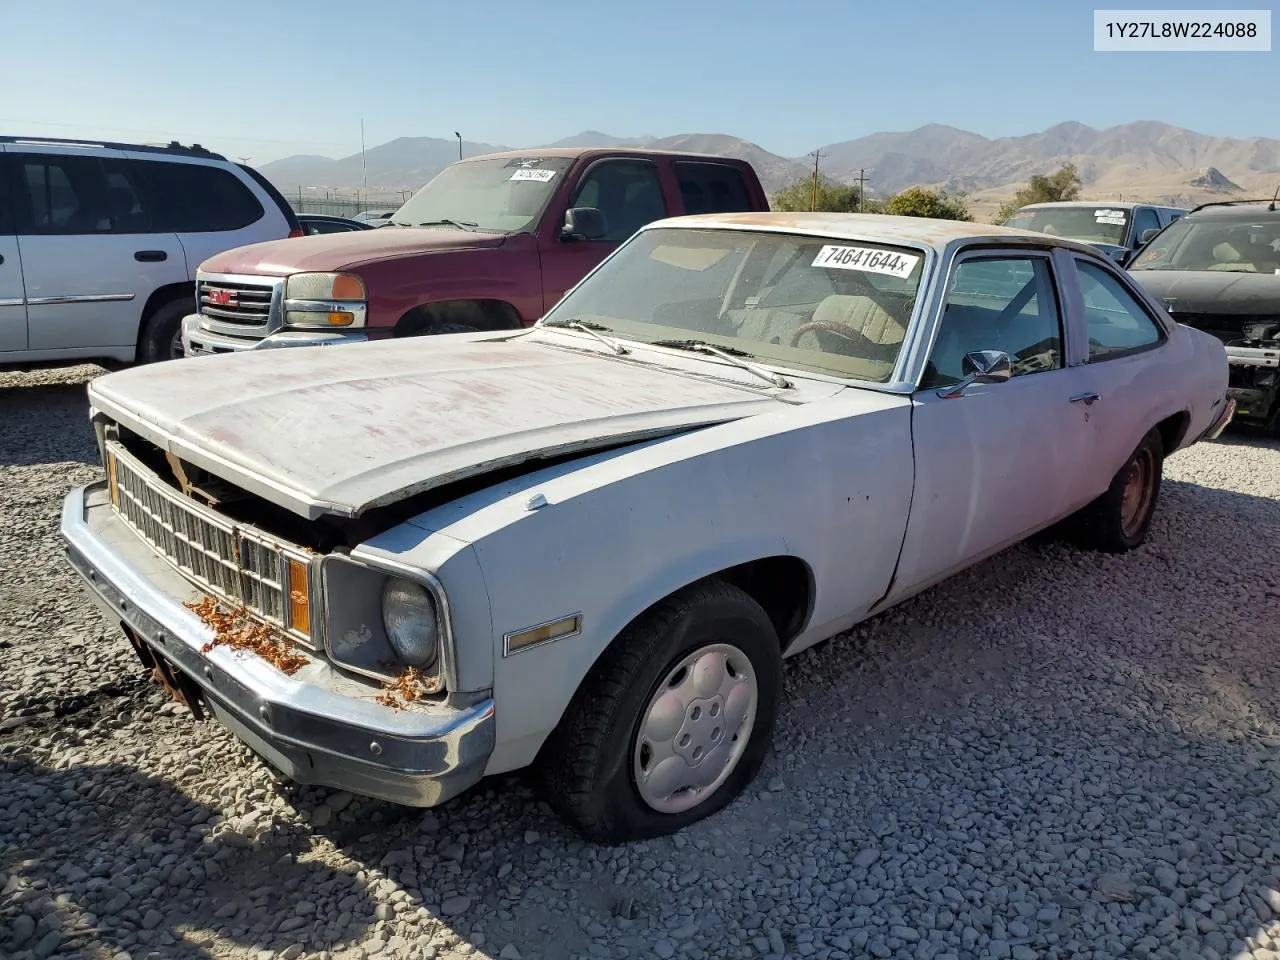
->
1119, 446, 1156, 540
632, 642, 758, 815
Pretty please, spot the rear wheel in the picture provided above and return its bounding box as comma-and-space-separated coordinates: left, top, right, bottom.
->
537, 579, 782, 843
1063, 428, 1164, 553
401, 320, 479, 336
138, 296, 195, 363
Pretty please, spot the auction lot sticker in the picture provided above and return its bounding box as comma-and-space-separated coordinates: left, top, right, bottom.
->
510, 168, 557, 182
812, 245, 920, 279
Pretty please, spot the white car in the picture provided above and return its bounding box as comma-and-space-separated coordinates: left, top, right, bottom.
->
0, 136, 300, 366
61, 213, 1233, 842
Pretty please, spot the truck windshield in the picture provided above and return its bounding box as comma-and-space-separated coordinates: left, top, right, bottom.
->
1129, 214, 1280, 272
1004, 205, 1130, 246
390, 156, 574, 233
539, 227, 926, 383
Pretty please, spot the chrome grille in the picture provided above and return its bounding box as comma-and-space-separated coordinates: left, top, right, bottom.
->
105, 440, 315, 646
197, 278, 277, 329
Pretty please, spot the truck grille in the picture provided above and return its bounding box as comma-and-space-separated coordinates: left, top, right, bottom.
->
198, 278, 277, 330
104, 440, 315, 647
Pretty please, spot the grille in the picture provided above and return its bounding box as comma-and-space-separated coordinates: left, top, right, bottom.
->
105, 440, 315, 646
197, 278, 277, 329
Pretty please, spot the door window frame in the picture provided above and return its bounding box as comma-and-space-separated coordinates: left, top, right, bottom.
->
565, 157, 668, 245
1061, 253, 1170, 364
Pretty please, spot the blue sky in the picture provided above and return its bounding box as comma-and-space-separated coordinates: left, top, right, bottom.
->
0, 0, 1272, 164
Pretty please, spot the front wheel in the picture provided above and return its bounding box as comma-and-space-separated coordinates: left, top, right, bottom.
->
1064, 428, 1164, 553
138, 296, 195, 363
537, 579, 782, 843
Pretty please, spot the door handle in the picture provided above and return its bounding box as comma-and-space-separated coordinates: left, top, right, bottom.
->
1069, 391, 1100, 405
134, 250, 168, 262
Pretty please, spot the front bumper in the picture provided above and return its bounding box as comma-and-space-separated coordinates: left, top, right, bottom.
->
60, 482, 495, 807
1225, 343, 1280, 370
181, 314, 370, 356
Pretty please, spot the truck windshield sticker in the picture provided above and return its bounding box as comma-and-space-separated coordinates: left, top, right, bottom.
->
509, 168, 557, 183
1094, 209, 1126, 224
811, 245, 920, 279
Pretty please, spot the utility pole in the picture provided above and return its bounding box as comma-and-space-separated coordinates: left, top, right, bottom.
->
360, 119, 368, 194
455, 131, 463, 161
238, 156, 251, 165
808, 150, 824, 212
852, 169, 870, 212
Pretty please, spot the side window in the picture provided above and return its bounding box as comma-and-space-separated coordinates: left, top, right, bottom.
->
570, 160, 666, 243
133, 160, 265, 233
674, 161, 753, 215
922, 256, 1062, 389
1131, 207, 1160, 243
13, 153, 113, 235
1075, 259, 1165, 361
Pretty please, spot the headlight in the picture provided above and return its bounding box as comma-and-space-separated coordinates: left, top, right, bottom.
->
381, 578, 439, 668
285, 272, 367, 301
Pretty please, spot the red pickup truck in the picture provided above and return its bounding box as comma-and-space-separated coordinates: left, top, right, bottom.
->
180, 147, 770, 355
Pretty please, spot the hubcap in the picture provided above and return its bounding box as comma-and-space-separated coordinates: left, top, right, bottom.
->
632, 642, 758, 815
1119, 448, 1155, 538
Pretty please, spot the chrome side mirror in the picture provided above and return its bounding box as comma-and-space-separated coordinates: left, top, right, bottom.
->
937, 349, 1013, 399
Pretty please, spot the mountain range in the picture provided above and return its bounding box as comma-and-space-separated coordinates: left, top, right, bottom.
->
260, 121, 1280, 217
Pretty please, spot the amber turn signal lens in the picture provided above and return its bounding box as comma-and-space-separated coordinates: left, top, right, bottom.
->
327, 311, 354, 326
287, 559, 311, 636
330, 274, 366, 301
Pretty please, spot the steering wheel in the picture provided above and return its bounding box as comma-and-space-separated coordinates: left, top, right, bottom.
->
789, 319, 869, 348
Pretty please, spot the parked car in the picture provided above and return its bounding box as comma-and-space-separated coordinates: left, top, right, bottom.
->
353, 209, 397, 225
297, 214, 373, 235
0, 136, 301, 366
180, 147, 770, 356
1002, 201, 1186, 266
63, 214, 1232, 841
1128, 198, 1280, 431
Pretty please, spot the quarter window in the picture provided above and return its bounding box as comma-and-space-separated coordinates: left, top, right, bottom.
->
570, 160, 667, 243
131, 159, 264, 232
922, 256, 1063, 388
1075, 259, 1165, 361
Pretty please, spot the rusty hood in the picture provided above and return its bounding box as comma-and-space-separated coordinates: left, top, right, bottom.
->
199, 226, 508, 276
86, 334, 789, 519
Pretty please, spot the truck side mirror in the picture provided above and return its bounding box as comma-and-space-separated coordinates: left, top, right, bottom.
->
561, 207, 608, 242
1139, 227, 1160, 245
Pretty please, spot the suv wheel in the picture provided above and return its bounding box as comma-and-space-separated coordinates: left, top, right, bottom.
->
138, 297, 195, 363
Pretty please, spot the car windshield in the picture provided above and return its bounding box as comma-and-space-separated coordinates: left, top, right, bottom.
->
390, 156, 573, 233
1129, 213, 1280, 272
1004, 206, 1130, 246
538, 227, 927, 382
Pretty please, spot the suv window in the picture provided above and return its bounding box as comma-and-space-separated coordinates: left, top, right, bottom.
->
922, 256, 1062, 388
1131, 207, 1160, 243
674, 161, 753, 214
12, 153, 154, 235
132, 159, 264, 232
570, 160, 667, 243
1075, 259, 1165, 360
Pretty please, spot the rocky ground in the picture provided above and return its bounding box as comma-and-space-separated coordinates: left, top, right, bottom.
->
2, 363, 1280, 960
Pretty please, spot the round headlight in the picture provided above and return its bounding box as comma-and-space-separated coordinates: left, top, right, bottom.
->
381, 579, 439, 668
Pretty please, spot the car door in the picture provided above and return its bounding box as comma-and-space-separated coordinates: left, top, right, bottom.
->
1055, 255, 1181, 496
538, 157, 670, 313
0, 146, 28, 354
889, 250, 1094, 596
8, 146, 184, 353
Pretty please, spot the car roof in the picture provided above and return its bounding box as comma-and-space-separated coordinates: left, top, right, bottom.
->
1013, 200, 1181, 212
462, 146, 753, 164
643, 211, 1109, 257
1184, 200, 1280, 219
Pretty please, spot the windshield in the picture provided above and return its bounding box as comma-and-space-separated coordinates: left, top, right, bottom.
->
1004, 206, 1130, 246
1129, 214, 1280, 272
390, 156, 573, 232
539, 227, 927, 382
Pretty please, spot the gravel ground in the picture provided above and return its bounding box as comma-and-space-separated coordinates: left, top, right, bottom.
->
2, 363, 1280, 960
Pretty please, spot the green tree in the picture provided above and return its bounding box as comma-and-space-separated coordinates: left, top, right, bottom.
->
882, 186, 972, 221
771, 176, 863, 213
993, 163, 1082, 224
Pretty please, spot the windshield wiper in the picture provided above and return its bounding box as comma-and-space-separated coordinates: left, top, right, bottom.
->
416, 218, 478, 231
541, 319, 629, 355
648, 339, 791, 389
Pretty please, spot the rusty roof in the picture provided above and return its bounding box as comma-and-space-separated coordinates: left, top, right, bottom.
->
461, 146, 755, 163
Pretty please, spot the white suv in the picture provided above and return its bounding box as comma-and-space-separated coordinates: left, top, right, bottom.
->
0, 136, 301, 366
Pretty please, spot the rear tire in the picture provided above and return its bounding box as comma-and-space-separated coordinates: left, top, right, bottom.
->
403, 320, 479, 336
537, 579, 782, 844
138, 296, 195, 363
1063, 428, 1164, 553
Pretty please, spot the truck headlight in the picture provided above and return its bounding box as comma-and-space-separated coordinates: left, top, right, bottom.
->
381, 579, 439, 668
283, 272, 367, 329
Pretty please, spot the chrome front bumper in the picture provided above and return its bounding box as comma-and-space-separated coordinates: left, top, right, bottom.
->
60, 482, 495, 807
1225, 344, 1280, 369
181, 314, 369, 356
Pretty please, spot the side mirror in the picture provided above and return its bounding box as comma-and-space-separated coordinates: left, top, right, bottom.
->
937, 350, 1013, 399
561, 207, 608, 242
1139, 227, 1161, 245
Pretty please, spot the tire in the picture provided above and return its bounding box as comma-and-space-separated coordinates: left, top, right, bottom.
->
138, 296, 195, 363
1064, 428, 1164, 553
400, 319, 479, 337
537, 578, 782, 843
